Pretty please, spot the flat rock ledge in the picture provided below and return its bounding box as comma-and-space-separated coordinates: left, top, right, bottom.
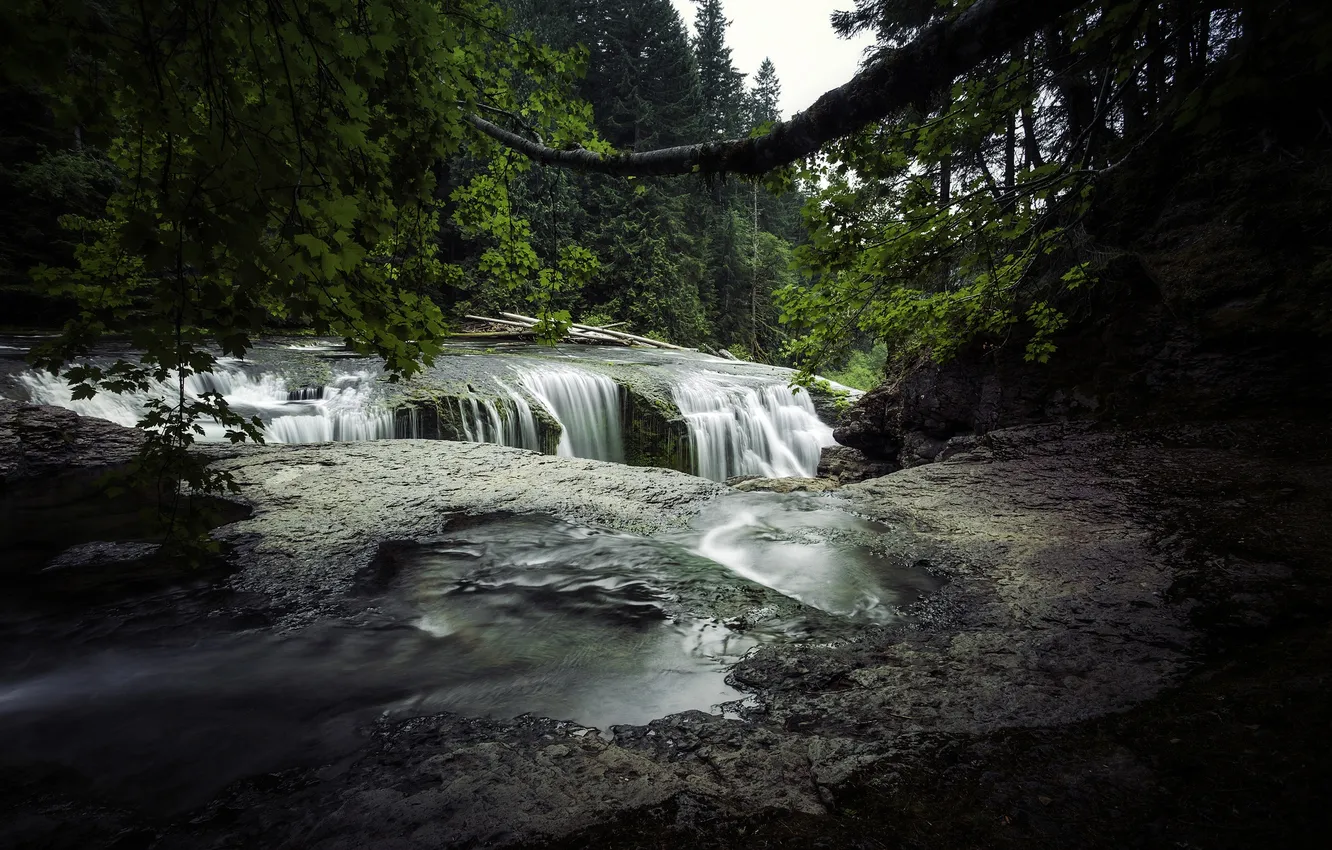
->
2, 408, 1244, 849
205, 440, 727, 627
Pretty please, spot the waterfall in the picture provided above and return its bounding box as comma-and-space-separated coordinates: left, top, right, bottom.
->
519, 367, 625, 463
11, 347, 838, 480
671, 374, 835, 481
18, 362, 396, 444
435, 379, 544, 452
497, 379, 542, 451
19, 370, 158, 430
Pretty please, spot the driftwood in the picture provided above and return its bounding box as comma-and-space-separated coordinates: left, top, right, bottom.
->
568, 322, 692, 352
463, 315, 534, 331
494, 312, 691, 351
464, 314, 631, 346
450, 330, 533, 340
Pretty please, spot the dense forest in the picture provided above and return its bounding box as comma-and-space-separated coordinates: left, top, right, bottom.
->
1, 0, 806, 361
443, 0, 807, 361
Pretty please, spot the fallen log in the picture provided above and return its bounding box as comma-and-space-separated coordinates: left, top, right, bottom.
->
568, 323, 692, 351
494, 311, 691, 351
464, 315, 533, 330
463, 314, 629, 345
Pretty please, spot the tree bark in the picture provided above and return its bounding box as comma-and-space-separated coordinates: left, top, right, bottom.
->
467, 0, 1089, 177
1004, 109, 1016, 191
1021, 103, 1045, 168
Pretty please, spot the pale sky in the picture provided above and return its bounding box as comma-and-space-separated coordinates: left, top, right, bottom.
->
670, 0, 876, 119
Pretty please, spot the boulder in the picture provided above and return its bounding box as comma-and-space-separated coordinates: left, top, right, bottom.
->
816, 445, 898, 484
730, 476, 838, 493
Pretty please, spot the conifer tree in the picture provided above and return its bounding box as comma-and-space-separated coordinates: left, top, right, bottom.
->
749, 58, 782, 127
691, 0, 746, 138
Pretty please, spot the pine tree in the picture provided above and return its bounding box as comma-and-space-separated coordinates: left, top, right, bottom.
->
749, 58, 782, 127
579, 0, 702, 150
691, 0, 746, 138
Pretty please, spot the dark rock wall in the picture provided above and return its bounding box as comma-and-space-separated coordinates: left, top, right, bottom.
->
0, 400, 142, 484
621, 390, 692, 472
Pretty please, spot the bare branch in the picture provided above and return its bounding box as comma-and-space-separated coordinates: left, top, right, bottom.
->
467, 0, 1088, 177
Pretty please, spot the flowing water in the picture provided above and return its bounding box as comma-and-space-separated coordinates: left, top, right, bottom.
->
15, 355, 396, 443
0, 493, 937, 810
673, 373, 833, 480
518, 367, 625, 462
0, 336, 912, 818
0, 337, 845, 480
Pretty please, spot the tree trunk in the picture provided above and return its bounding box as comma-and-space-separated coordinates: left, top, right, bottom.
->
1004, 109, 1016, 191
751, 183, 759, 357
1021, 103, 1045, 168
1197, 5, 1211, 66
1147, 13, 1163, 108
939, 153, 952, 207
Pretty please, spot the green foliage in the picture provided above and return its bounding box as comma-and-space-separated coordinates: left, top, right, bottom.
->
825, 343, 888, 391
725, 344, 751, 361
0, 0, 594, 545
578, 311, 615, 328
777, 0, 1257, 381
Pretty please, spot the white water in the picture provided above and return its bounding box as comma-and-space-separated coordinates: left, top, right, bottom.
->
519, 367, 625, 463
18, 362, 395, 443
10, 348, 838, 479
672, 373, 835, 481
691, 495, 928, 625
444, 379, 543, 453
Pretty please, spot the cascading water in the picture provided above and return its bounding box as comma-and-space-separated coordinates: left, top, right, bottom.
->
18, 361, 396, 444
671, 373, 835, 481
496, 378, 543, 451
519, 367, 625, 463
419, 377, 545, 453
6, 340, 844, 479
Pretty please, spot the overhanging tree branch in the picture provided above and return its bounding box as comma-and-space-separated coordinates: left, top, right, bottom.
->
467, 0, 1088, 177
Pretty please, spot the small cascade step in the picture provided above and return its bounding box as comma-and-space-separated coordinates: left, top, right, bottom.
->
672, 376, 834, 481
519, 367, 625, 463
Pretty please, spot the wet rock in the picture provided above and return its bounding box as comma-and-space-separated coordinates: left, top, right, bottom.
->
817, 445, 898, 484
9, 409, 1321, 849
831, 355, 1063, 466
45, 540, 160, 571
208, 440, 728, 624
805, 383, 851, 428
0, 400, 142, 483
186, 422, 1212, 846
730, 476, 837, 493
899, 431, 947, 468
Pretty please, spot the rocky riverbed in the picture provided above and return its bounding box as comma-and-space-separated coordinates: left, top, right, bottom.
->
1, 400, 1328, 848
